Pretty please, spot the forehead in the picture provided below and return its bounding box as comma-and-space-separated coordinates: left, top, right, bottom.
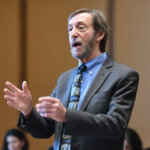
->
7, 136, 19, 142
68, 12, 93, 25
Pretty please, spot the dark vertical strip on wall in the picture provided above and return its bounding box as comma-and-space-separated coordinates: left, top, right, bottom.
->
19, 0, 27, 85
107, 0, 115, 57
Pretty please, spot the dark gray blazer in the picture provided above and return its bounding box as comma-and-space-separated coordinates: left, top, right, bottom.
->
18, 54, 139, 150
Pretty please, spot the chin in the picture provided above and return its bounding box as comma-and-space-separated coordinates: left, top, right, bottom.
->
72, 54, 81, 59
71, 51, 80, 58
71, 49, 87, 60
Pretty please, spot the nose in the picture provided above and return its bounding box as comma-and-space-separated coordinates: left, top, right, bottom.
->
69, 27, 79, 38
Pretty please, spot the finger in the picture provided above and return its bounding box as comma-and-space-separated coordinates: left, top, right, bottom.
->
4, 95, 15, 102
5, 81, 20, 93
39, 112, 55, 119
7, 100, 15, 107
36, 107, 55, 113
4, 88, 15, 97
35, 101, 53, 109
38, 96, 59, 103
39, 112, 48, 118
22, 81, 30, 94
7, 100, 19, 112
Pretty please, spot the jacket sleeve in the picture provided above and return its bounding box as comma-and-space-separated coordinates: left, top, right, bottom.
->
17, 85, 58, 138
65, 71, 139, 140
17, 108, 55, 138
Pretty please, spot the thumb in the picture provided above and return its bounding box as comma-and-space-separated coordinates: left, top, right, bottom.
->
22, 81, 30, 93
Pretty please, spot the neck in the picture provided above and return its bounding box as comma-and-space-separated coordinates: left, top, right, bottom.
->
80, 49, 103, 64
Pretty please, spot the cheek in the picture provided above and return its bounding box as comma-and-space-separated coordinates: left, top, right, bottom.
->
69, 35, 73, 45
8, 141, 22, 150
16, 142, 23, 149
69, 37, 71, 45
123, 140, 132, 150
82, 34, 93, 44
8, 143, 16, 149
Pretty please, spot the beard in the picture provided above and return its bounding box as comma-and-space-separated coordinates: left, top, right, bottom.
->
70, 33, 96, 60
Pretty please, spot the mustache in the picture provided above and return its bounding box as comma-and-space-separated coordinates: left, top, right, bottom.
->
70, 38, 82, 47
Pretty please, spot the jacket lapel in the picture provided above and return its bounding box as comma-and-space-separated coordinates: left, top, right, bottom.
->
61, 68, 77, 108
79, 54, 114, 111
54, 68, 77, 150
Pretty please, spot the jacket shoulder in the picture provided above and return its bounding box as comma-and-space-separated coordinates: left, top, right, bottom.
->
105, 54, 139, 78
57, 67, 77, 82
113, 61, 139, 77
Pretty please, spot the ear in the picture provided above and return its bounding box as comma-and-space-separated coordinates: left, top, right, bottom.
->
96, 32, 105, 42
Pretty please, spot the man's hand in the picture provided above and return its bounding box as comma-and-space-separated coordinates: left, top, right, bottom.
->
4, 81, 32, 118
36, 96, 66, 122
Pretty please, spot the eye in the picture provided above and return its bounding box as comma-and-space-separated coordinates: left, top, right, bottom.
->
68, 26, 73, 32
77, 25, 87, 32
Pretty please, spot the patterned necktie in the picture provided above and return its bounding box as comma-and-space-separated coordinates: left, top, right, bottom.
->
60, 64, 87, 150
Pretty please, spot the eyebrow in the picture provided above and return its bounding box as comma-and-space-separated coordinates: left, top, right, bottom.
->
68, 21, 87, 27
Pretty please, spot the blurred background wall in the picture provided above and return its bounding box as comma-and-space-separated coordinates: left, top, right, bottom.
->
0, 0, 150, 149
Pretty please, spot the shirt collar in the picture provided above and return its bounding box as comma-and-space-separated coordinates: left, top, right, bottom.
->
78, 52, 107, 72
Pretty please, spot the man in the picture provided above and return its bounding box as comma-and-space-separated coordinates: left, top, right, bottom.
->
4, 8, 139, 150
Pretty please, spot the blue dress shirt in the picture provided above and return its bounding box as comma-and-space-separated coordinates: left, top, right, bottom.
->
78, 52, 107, 109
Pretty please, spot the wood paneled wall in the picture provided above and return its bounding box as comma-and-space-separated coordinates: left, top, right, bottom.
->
0, 0, 20, 148
1, 0, 150, 149
115, 0, 150, 148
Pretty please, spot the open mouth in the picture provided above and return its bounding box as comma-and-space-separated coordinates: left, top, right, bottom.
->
72, 42, 82, 48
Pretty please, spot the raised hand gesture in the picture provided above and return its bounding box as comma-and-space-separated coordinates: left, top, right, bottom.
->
4, 81, 32, 117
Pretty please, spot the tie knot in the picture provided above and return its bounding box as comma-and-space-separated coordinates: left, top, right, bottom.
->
77, 64, 87, 74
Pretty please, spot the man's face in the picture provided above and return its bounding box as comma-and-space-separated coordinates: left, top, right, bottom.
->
68, 13, 97, 60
